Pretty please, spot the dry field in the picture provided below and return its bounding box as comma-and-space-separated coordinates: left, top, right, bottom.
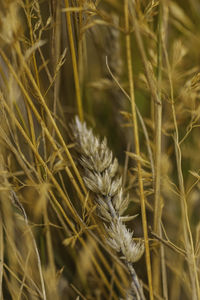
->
0, 0, 200, 299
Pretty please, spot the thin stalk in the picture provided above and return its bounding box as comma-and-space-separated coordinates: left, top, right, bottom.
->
64, 0, 84, 121
105, 57, 155, 178
174, 138, 200, 300
51, 0, 61, 140
78, 0, 85, 95
163, 32, 200, 300
3, 263, 41, 298
124, 1, 154, 300
25, 0, 40, 88
129, 4, 160, 106
43, 206, 57, 297
13, 197, 47, 300
2, 96, 122, 299
1, 70, 128, 298
127, 262, 145, 300
0, 213, 3, 300
49, 192, 120, 300
0, 48, 87, 197
1, 98, 81, 225
16, 41, 41, 175
17, 251, 31, 300
23, 2, 42, 174
0, 173, 19, 298
152, 2, 163, 297
52, 0, 61, 119
159, 227, 168, 300
3, 99, 115, 295
153, 0, 163, 239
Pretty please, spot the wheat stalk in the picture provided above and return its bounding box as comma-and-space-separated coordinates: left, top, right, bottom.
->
72, 116, 145, 300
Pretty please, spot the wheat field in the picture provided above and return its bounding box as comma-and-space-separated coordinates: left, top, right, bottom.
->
0, 0, 200, 299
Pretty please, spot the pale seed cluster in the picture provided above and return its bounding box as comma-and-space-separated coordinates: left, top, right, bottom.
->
72, 116, 144, 264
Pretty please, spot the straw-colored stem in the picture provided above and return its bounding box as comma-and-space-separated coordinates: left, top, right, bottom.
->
43, 206, 57, 297
0, 48, 87, 197
174, 138, 200, 300
25, 0, 40, 88
0, 213, 3, 299
23, 1, 43, 174
2, 95, 122, 299
49, 192, 120, 300
153, 0, 163, 239
1, 97, 80, 225
52, 0, 61, 120
3, 99, 117, 297
124, 1, 154, 299
16, 200, 47, 300
152, 2, 163, 297
1, 66, 127, 298
64, 0, 84, 121
105, 58, 155, 178
15, 43, 41, 176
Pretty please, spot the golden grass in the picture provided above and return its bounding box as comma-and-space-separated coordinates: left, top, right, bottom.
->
0, 0, 200, 299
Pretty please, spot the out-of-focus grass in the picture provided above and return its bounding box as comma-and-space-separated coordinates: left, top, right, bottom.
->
0, 0, 200, 299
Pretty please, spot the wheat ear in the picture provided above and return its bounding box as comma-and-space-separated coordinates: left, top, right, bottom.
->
72, 116, 145, 300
